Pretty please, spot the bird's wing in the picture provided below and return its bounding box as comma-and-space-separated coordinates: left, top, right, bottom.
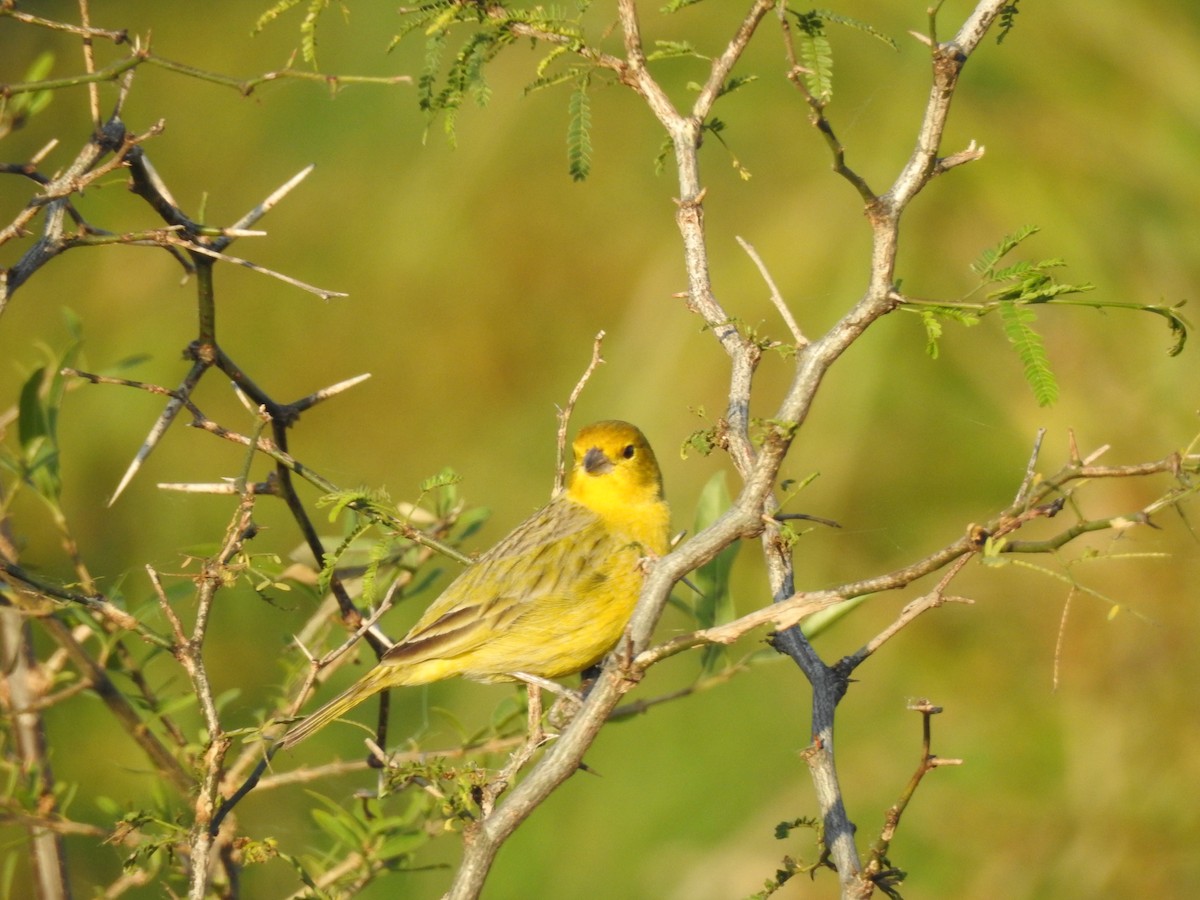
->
380, 498, 603, 670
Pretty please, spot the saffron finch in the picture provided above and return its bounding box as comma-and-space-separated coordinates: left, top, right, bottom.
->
276, 420, 670, 751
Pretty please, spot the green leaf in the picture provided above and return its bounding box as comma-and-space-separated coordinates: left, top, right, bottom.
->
997, 1, 1022, 44
253, 0, 304, 34
567, 74, 593, 182
918, 309, 944, 358
374, 828, 429, 862
798, 26, 833, 103
311, 809, 363, 849
418, 32, 448, 115
653, 135, 674, 176
646, 40, 703, 62
317, 517, 372, 595
999, 301, 1058, 406
800, 595, 867, 640
717, 74, 758, 99
17, 367, 48, 451
1153, 300, 1190, 356
971, 224, 1039, 278
9, 52, 56, 121
419, 469, 462, 493
531, 45, 570, 84
691, 473, 740, 673
813, 10, 899, 50
299, 0, 330, 65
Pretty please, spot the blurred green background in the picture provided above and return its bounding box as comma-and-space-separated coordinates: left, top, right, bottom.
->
2, 2, 1198, 897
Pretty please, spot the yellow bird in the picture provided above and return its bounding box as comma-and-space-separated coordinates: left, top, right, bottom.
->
276, 420, 670, 751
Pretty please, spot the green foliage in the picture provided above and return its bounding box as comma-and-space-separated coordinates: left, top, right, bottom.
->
972, 225, 1090, 406
300, 791, 433, 890
997, 1, 1022, 44
312, 472, 480, 604
788, 8, 898, 105
680, 425, 720, 459
418, 467, 462, 495
701, 117, 753, 180
689, 472, 741, 673
254, 0, 350, 66
717, 74, 759, 99
794, 12, 834, 103
904, 226, 1189, 407
0, 52, 55, 137
745, 817, 825, 899
567, 74, 593, 182
646, 40, 705, 63
315, 488, 403, 600
999, 299, 1057, 405
90, 801, 188, 890
915, 305, 980, 359
799, 594, 867, 639
0, 317, 82, 506
813, 10, 899, 50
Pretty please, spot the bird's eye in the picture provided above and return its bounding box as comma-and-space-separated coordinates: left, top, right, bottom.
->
621, 444, 636, 459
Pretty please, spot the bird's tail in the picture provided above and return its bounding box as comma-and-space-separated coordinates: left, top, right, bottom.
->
275, 665, 394, 752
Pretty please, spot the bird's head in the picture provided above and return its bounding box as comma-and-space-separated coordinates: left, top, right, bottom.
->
567, 420, 664, 508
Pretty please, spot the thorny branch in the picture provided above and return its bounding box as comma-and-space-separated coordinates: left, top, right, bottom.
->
0, 8, 424, 897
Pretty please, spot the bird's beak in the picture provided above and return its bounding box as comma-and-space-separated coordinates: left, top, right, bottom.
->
582, 446, 613, 475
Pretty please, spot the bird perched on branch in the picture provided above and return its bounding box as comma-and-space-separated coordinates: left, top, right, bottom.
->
276, 419, 671, 751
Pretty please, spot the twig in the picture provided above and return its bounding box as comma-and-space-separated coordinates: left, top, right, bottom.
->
102, 360, 207, 505
778, 9, 875, 202
169, 237, 348, 299
863, 700, 962, 889
0, 560, 172, 649
554, 330, 606, 495
844, 555, 975, 669
0, 5, 127, 42
1052, 587, 1074, 692
1014, 427, 1046, 505
222, 164, 317, 247
736, 235, 807, 346
77, 0, 101, 128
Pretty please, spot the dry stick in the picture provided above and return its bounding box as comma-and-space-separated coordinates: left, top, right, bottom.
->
1052, 587, 1075, 693
0, 5, 128, 41
288, 580, 403, 721
209, 577, 417, 837
26, 613, 191, 793
778, 3, 874, 202
181, 497, 258, 896
208, 488, 462, 834
77, 0, 101, 128
0, 502, 69, 900
554, 330, 606, 495
863, 701, 963, 887
478, 687, 551, 818
851, 555, 976, 668
1, 118, 164, 305
736, 235, 807, 346
0, 29, 406, 98
106, 360, 207, 505
1015, 427, 1047, 505
174, 236, 347, 299
59, 157, 388, 852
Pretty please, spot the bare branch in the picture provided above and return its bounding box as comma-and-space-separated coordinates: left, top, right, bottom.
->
736, 235, 807, 346
554, 331, 606, 495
